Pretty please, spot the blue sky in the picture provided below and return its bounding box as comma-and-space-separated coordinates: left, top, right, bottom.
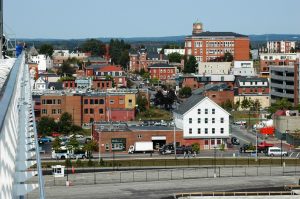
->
5, 0, 300, 39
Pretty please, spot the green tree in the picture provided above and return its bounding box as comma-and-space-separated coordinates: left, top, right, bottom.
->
165, 89, 177, 110
168, 52, 182, 63
52, 137, 61, 151
221, 99, 233, 111
57, 112, 73, 134
83, 140, 98, 160
234, 100, 240, 111
252, 99, 261, 112
80, 39, 106, 56
37, 116, 57, 136
191, 143, 200, 153
179, 87, 192, 98
241, 98, 250, 110
109, 39, 131, 68
67, 136, 80, 151
136, 94, 148, 112
268, 98, 293, 114
183, 55, 197, 73
224, 52, 233, 62
57, 61, 76, 76
39, 44, 54, 57
154, 90, 164, 106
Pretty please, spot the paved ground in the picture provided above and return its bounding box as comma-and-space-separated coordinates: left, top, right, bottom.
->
27, 175, 299, 199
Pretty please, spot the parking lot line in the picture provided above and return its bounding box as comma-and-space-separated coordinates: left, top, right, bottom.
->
296, 153, 300, 158
289, 152, 294, 157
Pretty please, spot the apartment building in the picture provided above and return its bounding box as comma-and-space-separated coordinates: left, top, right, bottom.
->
231, 61, 256, 76
198, 62, 232, 75
266, 41, 296, 53
259, 53, 300, 77
173, 96, 230, 149
234, 76, 270, 109
148, 63, 177, 81
185, 21, 250, 62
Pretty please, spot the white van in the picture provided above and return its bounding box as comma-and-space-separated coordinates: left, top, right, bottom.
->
267, 147, 288, 157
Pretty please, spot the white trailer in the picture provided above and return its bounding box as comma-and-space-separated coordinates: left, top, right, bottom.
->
128, 141, 153, 154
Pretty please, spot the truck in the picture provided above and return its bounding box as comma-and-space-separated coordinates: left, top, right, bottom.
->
128, 141, 154, 154
257, 141, 274, 153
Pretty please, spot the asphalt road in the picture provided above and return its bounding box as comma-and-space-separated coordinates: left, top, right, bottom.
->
26, 175, 299, 199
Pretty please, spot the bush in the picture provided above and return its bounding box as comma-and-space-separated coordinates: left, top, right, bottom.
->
65, 158, 72, 167
191, 143, 200, 153
100, 158, 105, 166
88, 159, 94, 167
76, 159, 83, 167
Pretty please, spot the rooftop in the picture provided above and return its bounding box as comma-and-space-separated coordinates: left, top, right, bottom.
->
173, 95, 206, 115
0, 58, 17, 93
188, 31, 248, 38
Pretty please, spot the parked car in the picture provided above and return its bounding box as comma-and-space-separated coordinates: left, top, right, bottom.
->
233, 120, 247, 125
267, 147, 288, 157
231, 137, 240, 145
39, 137, 52, 144
239, 144, 256, 153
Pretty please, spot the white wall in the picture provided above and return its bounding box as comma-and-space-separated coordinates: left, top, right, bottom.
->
198, 62, 232, 75
174, 97, 230, 139
164, 49, 185, 55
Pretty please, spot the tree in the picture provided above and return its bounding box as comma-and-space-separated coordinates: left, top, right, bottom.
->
268, 98, 293, 114
83, 140, 98, 160
37, 116, 57, 136
52, 137, 61, 151
221, 99, 233, 111
241, 98, 250, 110
80, 39, 106, 56
252, 99, 261, 112
39, 44, 54, 57
224, 52, 233, 62
136, 94, 148, 112
109, 39, 131, 69
154, 90, 165, 106
179, 87, 192, 98
67, 136, 80, 151
183, 55, 197, 73
234, 100, 240, 111
165, 89, 177, 110
57, 112, 73, 134
168, 52, 182, 63
191, 143, 200, 153
57, 61, 76, 76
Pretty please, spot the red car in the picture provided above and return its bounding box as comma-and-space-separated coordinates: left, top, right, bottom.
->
257, 141, 274, 153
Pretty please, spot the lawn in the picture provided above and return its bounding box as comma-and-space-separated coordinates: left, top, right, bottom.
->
136, 107, 172, 121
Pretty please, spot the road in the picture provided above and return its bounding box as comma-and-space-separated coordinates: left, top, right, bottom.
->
26, 175, 299, 199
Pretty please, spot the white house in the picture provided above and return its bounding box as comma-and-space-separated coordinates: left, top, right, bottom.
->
29, 54, 53, 72
173, 95, 230, 149
231, 61, 256, 76
34, 77, 48, 90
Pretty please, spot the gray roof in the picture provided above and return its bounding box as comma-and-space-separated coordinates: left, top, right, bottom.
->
192, 83, 230, 95
189, 31, 248, 38
173, 95, 206, 115
48, 82, 63, 90
148, 63, 175, 68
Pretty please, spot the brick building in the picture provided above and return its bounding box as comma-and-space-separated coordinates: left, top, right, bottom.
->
148, 63, 177, 81
129, 49, 168, 72
234, 76, 270, 109
38, 90, 141, 125
259, 53, 299, 78
95, 65, 127, 88
185, 21, 250, 62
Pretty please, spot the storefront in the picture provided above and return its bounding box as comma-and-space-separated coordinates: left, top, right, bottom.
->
111, 138, 126, 151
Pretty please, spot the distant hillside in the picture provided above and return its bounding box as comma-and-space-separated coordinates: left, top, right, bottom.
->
249, 34, 300, 41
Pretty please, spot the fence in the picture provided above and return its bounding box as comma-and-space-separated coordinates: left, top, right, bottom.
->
27, 165, 300, 187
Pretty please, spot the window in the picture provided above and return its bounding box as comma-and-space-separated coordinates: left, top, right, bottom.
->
95, 99, 99, 104
197, 128, 201, 134
129, 99, 132, 103
42, 109, 47, 114
217, 139, 221, 145
198, 118, 201, 124
99, 109, 103, 114
205, 109, 208, 114
212, 128, 215, 134
53, 99, 56, 104
90, 109, 94, 114
84, 99, 88, 104
212, 118, 215, 123
58, 99, 61, 104
221, 128, 224, 134
189, 118, 192, 124
46, 99, 52, 104
198, 109, 201, 114
205, 118, 208, 123
211, 139, 215, 145
99, 99, 105, 104
221, 118, 224, 123
58, 109, 62, 114
189, 128, 192, 134
212, 109, 215, 114
110, 100, 114, 104
119, 99, 124, 104
205, 128, 208, 134
84, 109, 88, 114
52, 109, 56, 114
90, 99, 94, 104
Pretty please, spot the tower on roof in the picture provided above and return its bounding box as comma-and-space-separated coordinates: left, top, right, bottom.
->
192, 20, 203, 35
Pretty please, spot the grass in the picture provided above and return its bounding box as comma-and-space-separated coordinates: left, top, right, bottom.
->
136, 107, 172, 121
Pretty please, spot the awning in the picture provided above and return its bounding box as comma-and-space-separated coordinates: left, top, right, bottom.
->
152, 136, 166, 140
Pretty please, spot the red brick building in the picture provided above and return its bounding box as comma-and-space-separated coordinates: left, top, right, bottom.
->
148, 63, 177, 81
129, 49, 168, 72
185, 21, 250, 62
91, 123, 209, 153
95, 65, 127, 88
